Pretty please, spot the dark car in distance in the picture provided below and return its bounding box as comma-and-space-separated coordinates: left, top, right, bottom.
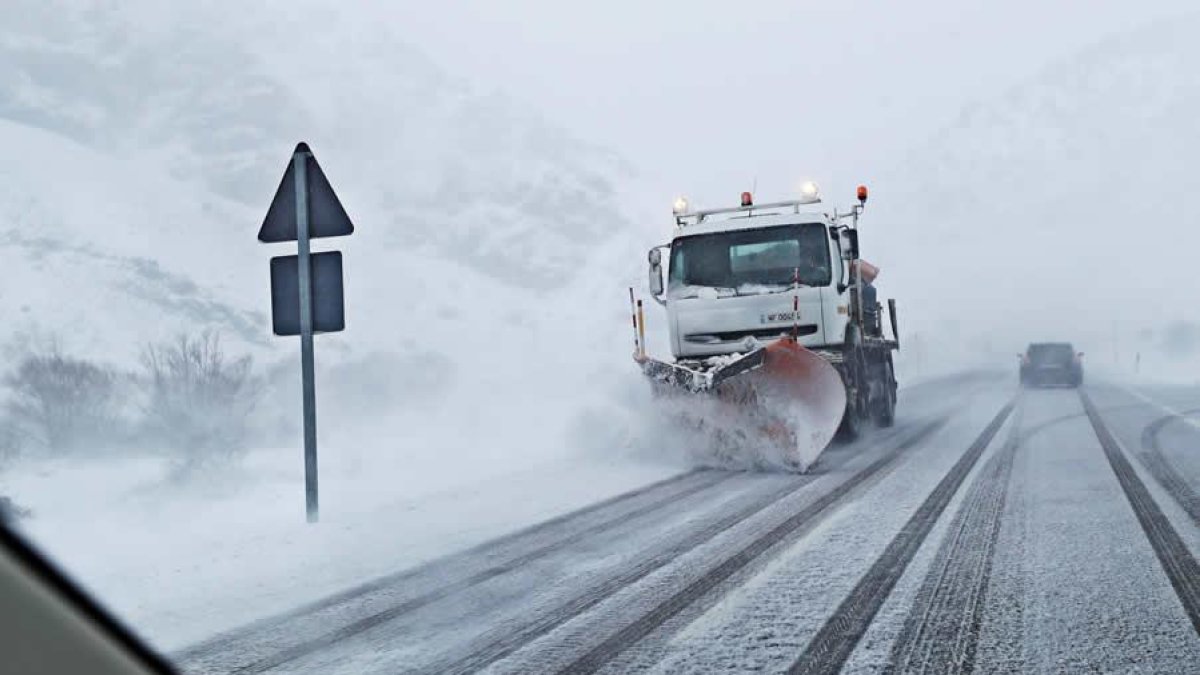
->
1020, 342, 1083, 388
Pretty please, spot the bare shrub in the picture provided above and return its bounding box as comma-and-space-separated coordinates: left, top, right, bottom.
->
3, 346, 120, 456
140, 333, 262, 477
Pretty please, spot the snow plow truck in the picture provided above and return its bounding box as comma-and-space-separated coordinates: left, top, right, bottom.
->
631, 183, 899, 471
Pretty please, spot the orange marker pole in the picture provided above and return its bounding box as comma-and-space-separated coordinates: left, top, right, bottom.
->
791, 267, 800, 339
628, 287, 641, 358
637, 299, 647, 359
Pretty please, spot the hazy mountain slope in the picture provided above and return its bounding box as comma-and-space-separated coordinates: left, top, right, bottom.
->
0, 118, 267, 361
0, 2, 656, 469
0, 1, 635, 294
872, 12, 1200, 374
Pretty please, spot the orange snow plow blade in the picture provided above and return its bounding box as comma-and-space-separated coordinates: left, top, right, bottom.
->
638, 338, 847, 472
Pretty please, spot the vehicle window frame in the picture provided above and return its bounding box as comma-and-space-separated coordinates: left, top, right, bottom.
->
667, 223, 832, 291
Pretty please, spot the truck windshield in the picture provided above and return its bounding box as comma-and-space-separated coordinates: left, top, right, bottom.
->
668, 223, 831, 292
1028, 343, 1075, 364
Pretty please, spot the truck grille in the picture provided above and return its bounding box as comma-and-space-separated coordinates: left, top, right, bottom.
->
684, 325, 819, 343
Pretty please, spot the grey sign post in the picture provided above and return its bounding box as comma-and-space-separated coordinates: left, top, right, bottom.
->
294, 153, 319, 524
259, 142, 354, 523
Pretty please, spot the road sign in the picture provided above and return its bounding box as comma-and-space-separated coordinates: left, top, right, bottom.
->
260, 142, 355, 524
270, 252, 345, 336
258, 143, 355, 243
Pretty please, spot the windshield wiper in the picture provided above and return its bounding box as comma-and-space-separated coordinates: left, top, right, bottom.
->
738, 283, 808, 296
675, 285, 738, 299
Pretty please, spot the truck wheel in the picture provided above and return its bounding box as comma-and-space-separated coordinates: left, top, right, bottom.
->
837, 397, 864, 441
872, 360, 897, 427
837, 341, 868, 442
874, 382, 896, 427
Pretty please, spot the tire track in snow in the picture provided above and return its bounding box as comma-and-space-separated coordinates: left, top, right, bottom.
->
1139, 408, 1200, 527
884, 401, 1023, 674
788, 400, 1015, 675
174, 468, 732, 673
552, 416, 950, 675
431, 476, 816, 675
1080, 390, 1200, 635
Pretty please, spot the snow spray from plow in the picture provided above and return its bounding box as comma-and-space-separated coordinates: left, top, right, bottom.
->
636, 338, 847, 472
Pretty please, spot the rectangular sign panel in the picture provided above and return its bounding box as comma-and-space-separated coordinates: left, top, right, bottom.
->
270, 251, 345, 336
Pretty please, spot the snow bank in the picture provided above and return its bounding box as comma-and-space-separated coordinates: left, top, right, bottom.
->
3, 447, 678, 650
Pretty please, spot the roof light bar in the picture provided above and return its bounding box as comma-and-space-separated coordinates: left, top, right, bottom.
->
799, 181, 821, 204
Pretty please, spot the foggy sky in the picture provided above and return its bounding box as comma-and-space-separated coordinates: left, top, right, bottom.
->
380, 0, 1195, 207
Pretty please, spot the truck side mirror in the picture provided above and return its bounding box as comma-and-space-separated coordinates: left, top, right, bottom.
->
841, 229, 859, 260
648, 248, 664, 297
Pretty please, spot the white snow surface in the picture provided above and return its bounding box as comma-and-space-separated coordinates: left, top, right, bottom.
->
6, 450, 679, 650
4, 1, 1200, 658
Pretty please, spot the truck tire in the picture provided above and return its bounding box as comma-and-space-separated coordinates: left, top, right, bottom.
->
873, 360, 897, 427
837, 337, 866, 442
837, 397, 864, 441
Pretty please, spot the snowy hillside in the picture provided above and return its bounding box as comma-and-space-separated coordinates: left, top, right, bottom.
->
872, 12, 1200, 377
0, 119, 268, 361
0, 1, 653, 403
0, 1, 635, 293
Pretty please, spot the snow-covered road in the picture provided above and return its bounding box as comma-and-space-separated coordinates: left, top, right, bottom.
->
170, 374, 1200, 674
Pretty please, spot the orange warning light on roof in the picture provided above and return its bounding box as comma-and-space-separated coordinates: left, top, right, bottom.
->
856, 185, 869, 203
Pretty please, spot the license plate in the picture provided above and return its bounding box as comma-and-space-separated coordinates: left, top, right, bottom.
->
761, 311, 797, 323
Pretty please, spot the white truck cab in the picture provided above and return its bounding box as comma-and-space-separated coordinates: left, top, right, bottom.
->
635, 184, 899, 443
647, 191, 860, 360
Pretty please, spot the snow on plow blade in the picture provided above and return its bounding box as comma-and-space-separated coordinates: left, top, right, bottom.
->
638, 339, 847, 472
